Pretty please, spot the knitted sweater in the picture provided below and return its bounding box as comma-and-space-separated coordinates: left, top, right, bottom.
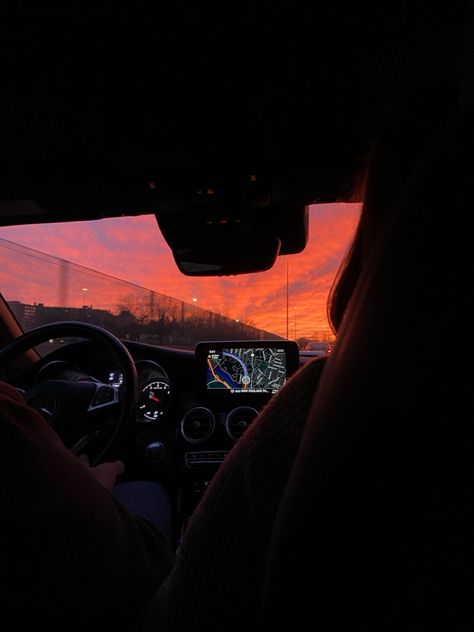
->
145, 356, 327, 631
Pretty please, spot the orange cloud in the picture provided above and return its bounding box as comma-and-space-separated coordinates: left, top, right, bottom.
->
0, 203, 360, 338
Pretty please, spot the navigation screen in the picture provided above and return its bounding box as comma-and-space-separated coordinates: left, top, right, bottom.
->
206, 346, 287, 394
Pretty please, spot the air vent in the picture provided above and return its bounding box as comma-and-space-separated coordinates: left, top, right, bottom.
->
181, 407, 215, 443
225, 406, 259, 441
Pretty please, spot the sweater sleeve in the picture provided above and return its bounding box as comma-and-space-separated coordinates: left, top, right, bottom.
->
0, 381, 174, 631
145, 357, 327, 632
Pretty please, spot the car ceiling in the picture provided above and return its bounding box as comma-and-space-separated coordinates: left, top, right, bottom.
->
0, 2, 468, 274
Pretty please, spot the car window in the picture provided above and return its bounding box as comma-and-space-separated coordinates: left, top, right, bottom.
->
0, 203, 360, 351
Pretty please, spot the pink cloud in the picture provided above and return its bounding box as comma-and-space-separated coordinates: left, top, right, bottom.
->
0, 203, 360, 338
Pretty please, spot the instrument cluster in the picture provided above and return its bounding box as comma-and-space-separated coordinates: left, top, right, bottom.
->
109, 359, 171, 423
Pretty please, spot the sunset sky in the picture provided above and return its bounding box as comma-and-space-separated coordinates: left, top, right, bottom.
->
0, 203, 360, 339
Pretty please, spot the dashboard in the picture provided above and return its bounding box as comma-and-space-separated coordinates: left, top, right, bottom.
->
25, 337, 303, 544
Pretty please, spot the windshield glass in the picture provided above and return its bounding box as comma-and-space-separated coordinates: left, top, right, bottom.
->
0, 203, 360, 350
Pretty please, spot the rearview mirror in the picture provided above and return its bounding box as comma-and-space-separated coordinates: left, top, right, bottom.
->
155, 203, 308, 276
174, 234, 281, 276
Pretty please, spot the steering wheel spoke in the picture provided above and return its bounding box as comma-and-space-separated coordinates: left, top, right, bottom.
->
70, 429, 101, 456
88, 383, 120, 412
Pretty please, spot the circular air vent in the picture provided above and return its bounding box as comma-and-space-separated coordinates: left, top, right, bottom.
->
180, 407, 216, 443
225, 406, 259, 441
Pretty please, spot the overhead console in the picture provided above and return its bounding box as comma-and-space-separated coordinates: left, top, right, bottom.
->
155, 172, 309, 276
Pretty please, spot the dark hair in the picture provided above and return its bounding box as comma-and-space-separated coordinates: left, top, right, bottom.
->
327, 74, 460, 334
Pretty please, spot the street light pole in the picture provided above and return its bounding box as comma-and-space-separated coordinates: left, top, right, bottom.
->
286, 258, 289, 339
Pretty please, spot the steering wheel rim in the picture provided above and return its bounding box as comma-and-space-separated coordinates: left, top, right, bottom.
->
0, 321, 138, 465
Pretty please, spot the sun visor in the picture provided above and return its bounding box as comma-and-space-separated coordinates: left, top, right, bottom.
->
155, 204, 308, 276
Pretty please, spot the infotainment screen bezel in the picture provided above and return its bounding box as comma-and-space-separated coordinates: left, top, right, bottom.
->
195, 339, 300, 405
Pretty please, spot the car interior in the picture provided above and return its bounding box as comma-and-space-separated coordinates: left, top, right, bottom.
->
1, 2, 473, 628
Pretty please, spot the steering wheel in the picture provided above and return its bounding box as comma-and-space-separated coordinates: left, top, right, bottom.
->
0, 321, 138, 465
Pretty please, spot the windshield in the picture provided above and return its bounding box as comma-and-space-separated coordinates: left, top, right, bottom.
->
0, 203, 359, 350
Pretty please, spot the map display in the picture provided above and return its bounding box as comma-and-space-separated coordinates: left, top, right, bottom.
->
206, 347, 287, 394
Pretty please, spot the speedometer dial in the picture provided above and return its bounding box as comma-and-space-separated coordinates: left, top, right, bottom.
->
138, 380, 171, 421
135, 360, 172, 423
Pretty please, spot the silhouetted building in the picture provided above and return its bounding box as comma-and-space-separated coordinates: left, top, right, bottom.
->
8, 301, 37, 330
